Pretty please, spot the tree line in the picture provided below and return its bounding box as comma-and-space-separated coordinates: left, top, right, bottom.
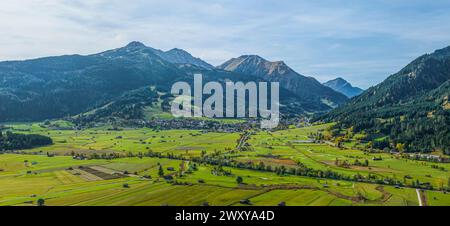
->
0, 131, 53, 152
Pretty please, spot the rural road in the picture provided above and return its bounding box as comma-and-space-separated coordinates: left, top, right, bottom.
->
416, 189, 423, 206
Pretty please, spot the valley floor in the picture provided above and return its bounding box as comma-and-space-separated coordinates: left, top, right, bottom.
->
0, 122, 449, 206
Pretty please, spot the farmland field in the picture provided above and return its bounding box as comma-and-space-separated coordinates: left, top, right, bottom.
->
0, 122, 449, 206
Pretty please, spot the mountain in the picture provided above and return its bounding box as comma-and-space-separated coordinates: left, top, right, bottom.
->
155, 48, 214, 70
323, 77, 363, 98
71, 86, 161, 127
0, 42, 322, 123
0, 42, 187, 122
97, 41, 214, 69
72, 62, 327, 126
318, 46, 450, 154
218, 55, 349, 109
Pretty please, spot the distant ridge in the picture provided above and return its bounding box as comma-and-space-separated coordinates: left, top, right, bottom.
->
323, 77, 363, 98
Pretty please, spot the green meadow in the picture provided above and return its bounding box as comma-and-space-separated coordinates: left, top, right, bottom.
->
0, 122, 449, 206
10, 123, 239, 158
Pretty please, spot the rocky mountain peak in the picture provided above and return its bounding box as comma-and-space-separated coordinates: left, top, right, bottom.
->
125, 41, 147, 49
323, 78, 363, 98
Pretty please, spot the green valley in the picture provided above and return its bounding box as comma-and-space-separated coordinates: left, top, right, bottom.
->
1, 122, 448, 206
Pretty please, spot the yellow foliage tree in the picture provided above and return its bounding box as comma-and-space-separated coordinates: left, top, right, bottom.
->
396, 143, 405, 152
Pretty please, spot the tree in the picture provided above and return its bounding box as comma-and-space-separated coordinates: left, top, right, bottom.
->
396, 143, 405, 153
37, 198, 45, 206
448, 177, 450, 190
367, 141, 373, 149
158, 165, 164, 177
335, 137, 344, 148
257, 161, 265, 171
277, 165, 286, 175
236, 176, 243, 184
364, 159, 369, 167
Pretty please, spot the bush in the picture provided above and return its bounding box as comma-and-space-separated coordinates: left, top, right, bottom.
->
37, 198, 45, 206
236, 176, 243, 184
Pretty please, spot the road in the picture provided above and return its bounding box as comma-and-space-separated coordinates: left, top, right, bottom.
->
416, 189, 423, 206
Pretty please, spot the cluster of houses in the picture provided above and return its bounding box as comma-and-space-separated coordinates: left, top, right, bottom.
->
144, 118, 247, 132
406, 153, 449, 163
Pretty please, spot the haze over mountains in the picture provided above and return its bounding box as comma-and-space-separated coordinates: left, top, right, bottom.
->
323, 78, 364, 98
0, 41, 348, 122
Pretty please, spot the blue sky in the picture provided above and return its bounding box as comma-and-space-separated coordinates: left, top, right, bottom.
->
1, 0, 450, 88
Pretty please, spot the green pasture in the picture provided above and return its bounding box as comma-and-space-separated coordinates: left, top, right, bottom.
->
0, 121, 449, 206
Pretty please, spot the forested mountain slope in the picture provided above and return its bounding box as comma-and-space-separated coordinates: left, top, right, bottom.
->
317, 46, 450, 154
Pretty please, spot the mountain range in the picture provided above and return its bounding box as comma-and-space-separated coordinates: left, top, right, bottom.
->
0, 41, 347, 122
323, 77, 363, 98
1, 41, 449, 153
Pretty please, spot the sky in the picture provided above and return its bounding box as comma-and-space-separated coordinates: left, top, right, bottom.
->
1, 0, 450, 88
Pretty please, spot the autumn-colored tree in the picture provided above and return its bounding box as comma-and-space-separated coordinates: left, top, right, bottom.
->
396, 143, 405, 152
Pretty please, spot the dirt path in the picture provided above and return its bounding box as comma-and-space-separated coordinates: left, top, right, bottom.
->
421, 190, 428, 206
236, 132, 252, 151
375, 186, 392, 202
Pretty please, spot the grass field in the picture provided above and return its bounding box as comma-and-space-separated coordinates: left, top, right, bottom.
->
244, 124, 450, 188
0, 153, 427, 206
0, 122, 449, 206
7, 123, 240, 158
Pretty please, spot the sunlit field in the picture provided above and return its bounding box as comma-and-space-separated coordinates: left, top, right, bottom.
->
1, 122, 449, 206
